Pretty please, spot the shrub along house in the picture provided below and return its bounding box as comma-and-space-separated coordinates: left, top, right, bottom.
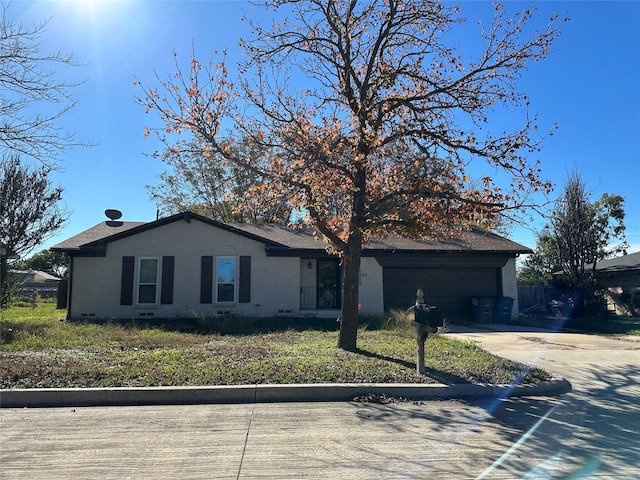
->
51, 211, 531, 322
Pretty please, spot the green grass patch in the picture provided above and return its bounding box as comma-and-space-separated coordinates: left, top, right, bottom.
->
1, 305, 552, 389
517, 312, 640, 336
563, 315, 640, 335
0, 303, 64, 320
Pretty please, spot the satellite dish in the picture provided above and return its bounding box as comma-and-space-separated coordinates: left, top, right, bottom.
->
105, 209, 123, 221
105, 209, 124, 227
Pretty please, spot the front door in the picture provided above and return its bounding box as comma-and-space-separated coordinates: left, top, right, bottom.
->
317, 260, 340, 308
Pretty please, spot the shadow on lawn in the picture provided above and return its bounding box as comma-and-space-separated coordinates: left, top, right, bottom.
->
354, 347, 471, 384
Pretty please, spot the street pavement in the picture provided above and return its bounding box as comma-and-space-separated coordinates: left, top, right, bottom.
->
1, 323, 638, 479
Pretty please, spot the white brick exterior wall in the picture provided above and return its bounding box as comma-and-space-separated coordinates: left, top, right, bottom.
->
69, 220, 300, 320
501, 257, 519, 319
358, 257, 384, 315
67, 216, 522, 321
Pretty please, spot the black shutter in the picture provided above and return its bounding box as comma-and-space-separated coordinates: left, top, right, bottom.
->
120, 256, 135, 305
56, 277, 68, 309
239, 256, 251, 303
161, 256, 175, 304
200, 256, 213, 303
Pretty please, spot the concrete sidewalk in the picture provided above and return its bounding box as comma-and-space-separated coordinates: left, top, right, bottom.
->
3, 398, 559, 479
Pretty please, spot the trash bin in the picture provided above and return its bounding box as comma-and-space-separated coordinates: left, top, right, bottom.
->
471, 297, 495, 323
493, 297, 514, 324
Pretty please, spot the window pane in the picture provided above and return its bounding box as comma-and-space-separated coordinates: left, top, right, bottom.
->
139, 285, 156, 304
139, 259, 158, 284
217, 258, 235, 283
218, 283, 234, 303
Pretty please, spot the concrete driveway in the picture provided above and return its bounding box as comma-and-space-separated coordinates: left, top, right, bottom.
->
447, 324, 640, 478
447, 323, 640, 387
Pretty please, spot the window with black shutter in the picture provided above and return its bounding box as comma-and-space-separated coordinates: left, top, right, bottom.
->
120, 256, 135, 305
200, 256, 213, 303
161, 256, 175, 304
239, 256, 251, 303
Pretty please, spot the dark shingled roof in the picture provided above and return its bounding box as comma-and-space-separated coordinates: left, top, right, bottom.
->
230, 223, 531, 254
51, 211, 532, 255
593, 251, 640, 272
51, 221, 145, 251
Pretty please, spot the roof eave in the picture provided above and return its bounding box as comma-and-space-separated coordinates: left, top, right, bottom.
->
363, 248, 531, 255
51, 245, 107, 257
265, 247, 531, 257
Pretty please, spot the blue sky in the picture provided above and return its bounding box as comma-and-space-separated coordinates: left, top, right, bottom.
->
7, 0, 640, 255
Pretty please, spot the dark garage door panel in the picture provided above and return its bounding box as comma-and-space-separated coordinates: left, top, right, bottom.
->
383, 267, 499, 320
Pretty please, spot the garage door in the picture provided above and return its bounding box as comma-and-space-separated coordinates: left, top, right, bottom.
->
383, 267, 499, 320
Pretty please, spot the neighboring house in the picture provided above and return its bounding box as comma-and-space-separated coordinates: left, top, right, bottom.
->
10, 270, 61, 299
51, 211, 531, 322
592, 252, 640, 315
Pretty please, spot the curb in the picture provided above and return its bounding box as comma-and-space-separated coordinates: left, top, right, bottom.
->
0, 379, 571, 408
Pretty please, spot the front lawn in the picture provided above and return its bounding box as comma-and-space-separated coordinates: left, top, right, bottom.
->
516, 313, 640, 336
563, 315, 640, 335
1, 305, 552, 389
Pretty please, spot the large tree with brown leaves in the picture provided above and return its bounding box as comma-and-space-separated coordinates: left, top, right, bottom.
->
138, 0, 565, 350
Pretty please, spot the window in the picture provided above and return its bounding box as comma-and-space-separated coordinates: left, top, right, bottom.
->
201, 256, 250, 304
121, 256, 174, 306
216, 256, 236, 303
138, 257, 159, 304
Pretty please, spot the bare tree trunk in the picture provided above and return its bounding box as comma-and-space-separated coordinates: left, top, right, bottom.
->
338, 234, 362, 351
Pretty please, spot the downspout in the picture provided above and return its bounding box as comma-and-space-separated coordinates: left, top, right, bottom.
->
65, 255, 74, 321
